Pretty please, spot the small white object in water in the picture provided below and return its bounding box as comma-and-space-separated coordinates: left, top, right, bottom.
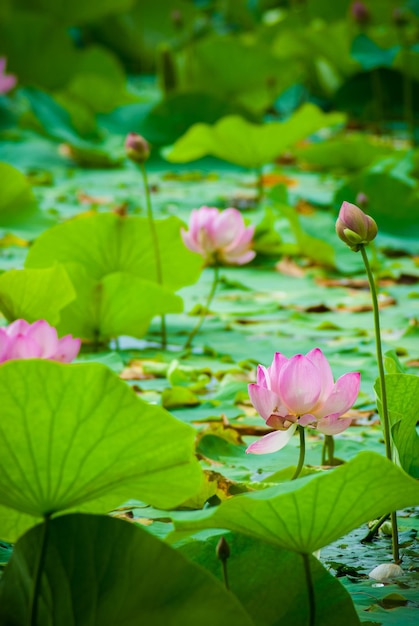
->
369, 563, 404, 581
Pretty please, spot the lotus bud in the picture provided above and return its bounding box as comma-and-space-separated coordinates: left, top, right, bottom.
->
351, 1, 370, 25
216, 536, 230, 562
171, 9, 184, 30
125, 133, 150, 164
336, 201, 378, 251
355, 191, 368, 209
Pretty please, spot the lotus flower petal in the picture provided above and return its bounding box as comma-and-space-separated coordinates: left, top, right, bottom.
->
316, 415, 352, 435
54, 335, 82, 363
8, 335, 42, 359
248, 384, 281, 422
246, 423, 297, 454
182, 206, 255, 266
26, 320, 59, 358
315, 372, 361, 419
279, 355, 322, 415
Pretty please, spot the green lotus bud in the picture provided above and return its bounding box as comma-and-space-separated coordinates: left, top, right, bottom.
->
216, 536, 230, 562
125, 133, 150, 164
336, 201, 378, 251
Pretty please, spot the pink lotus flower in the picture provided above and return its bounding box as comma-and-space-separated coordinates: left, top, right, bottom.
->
246, 348, 360, 454
181, 206, 255, 266
0, 320, 81, 364
0, 58, 17, 94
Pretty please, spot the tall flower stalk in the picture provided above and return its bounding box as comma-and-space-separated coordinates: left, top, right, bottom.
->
125, 133, 167, 348
181, 206, 255, 348
336, 200, 400, 562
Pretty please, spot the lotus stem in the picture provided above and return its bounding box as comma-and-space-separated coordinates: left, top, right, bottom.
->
29, 513, 51, 626
360, 245, 399, 562
302, 552, 316, 626
184, 266, 219, 349
291, 425, 306, 480
140, 163, 167, 348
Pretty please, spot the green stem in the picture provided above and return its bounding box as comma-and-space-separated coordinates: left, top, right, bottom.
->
360, 245, 399, 562
326, 434, 334, 464
140, 163, 166, 348
291, 425, 306, 480
361, 512, 390, 543
302, 552, 315, 626
184, 266, 219, 349
221, 560, 230, 591
29, 513, 51, 626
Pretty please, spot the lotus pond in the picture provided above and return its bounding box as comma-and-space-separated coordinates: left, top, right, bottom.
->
1, 1, 419, 625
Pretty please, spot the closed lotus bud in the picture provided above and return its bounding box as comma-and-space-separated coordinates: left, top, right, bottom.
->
216, 536, 230, 562
125, 133, 150, 164
336, 201, 378, 251
355, 191, 368, 209
351, 1, 370, 25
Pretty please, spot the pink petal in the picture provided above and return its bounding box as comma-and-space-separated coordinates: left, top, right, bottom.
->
26, 320, 58, 358
279, 354, 322, 416
53, 335, 81, 363
256, 364, 270, 388
224, 224, 254, 254
181, 228, 202, 255
314, 372, 360, 419
222, 249, 255, 265
7, 335, 42, 360
0, 330, 10, 362
316, 415, 352, 435
267, 352, 288, 394
5, 319, 31, 338
298, 413, 316, 427
213, 208, 244, 247
246, 423, 297, 454
0, 74, 17, 94
306, 348, 334, 405
248, 384, 281, 422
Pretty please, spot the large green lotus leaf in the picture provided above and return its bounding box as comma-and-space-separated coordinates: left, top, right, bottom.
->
139, 92, 239, 145
54, 264, 183, 340
0, 514, 253, 626
164, 105, 346, 168
0, 162, 52, 235
375, 374, 419, 479
172, 453, 419, 553
181, 35, 297, 114
25, 213, 202, 290
295, 133, 394, 172
63, 46, 135, 114
0, 12, 78, 90
0, 266, 76, 326
351, 34, 399, 71
12, 0, 135, 25
0, 360, 202, 542
306, 0, 351, 21
180, 532, 360, 626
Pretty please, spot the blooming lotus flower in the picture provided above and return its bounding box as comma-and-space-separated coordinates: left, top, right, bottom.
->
0, 319, 81, 364
181, 206, 255, 266
246, 348, 360, 454
0, 58, 17, 94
